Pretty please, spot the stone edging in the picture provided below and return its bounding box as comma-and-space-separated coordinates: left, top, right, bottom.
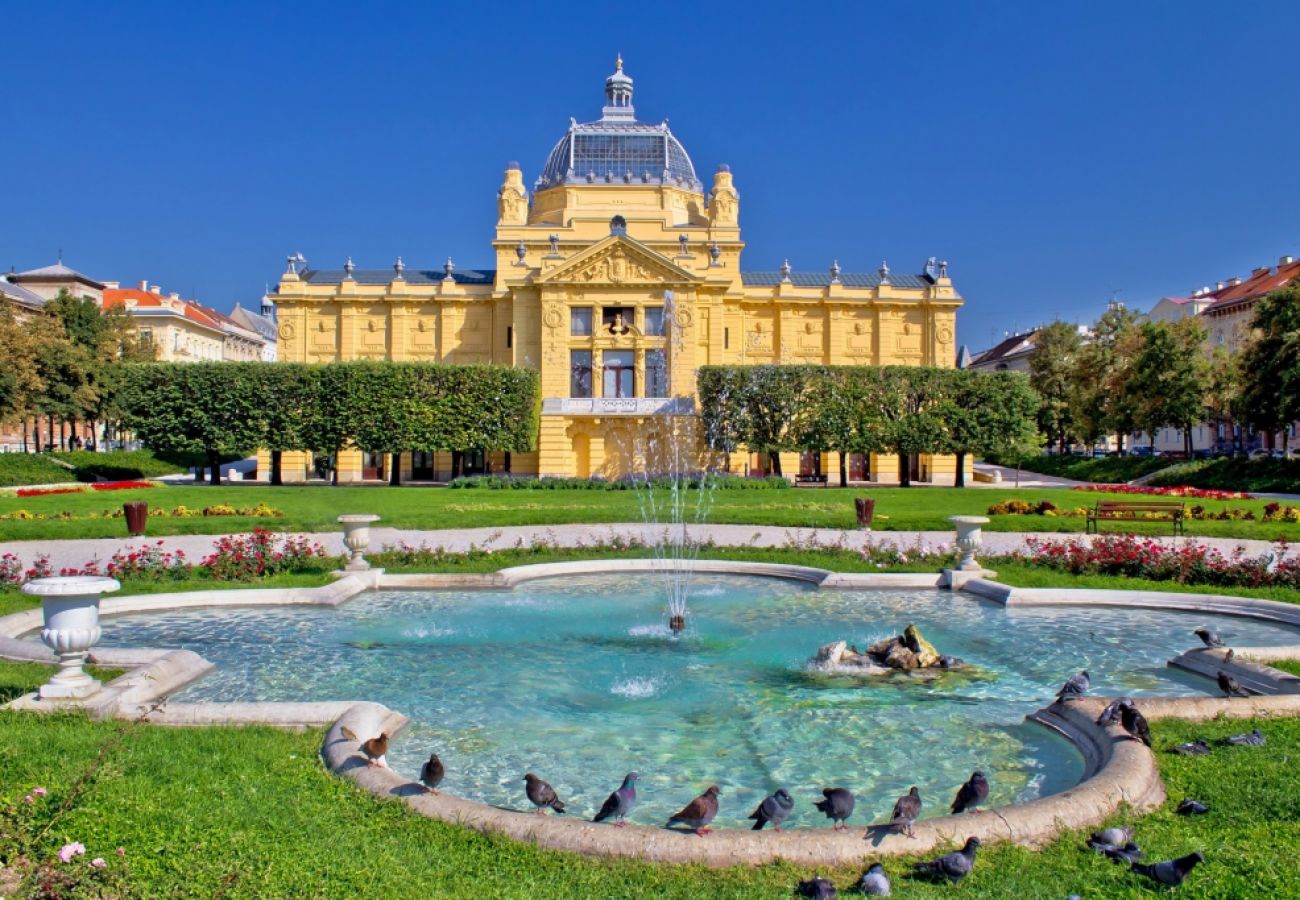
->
4, 559, 1300, 866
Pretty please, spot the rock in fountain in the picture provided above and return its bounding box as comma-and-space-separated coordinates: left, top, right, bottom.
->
810, 624, 964, 675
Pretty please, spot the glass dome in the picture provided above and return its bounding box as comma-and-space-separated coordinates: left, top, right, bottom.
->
534, 59, 701, 192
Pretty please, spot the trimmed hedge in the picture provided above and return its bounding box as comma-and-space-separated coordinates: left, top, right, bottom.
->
987, 453, 1171, 483
1149, 457, 1300, 494
54, 450, 187, 482
0, 454, 74, 487
448, 474, 790, 491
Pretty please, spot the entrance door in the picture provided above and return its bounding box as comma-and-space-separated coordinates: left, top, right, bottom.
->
848, 453, 867, 482
799, 450, 821, 478
750, 452, 770, 477
462, 449, 486, 476
362, 451, 385, 480
411, 451, 434, 480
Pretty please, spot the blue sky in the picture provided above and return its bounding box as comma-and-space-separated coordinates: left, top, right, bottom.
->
3, 1, 1296, 351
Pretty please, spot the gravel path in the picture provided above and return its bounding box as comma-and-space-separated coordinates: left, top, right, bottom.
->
2, 523, 1283, 574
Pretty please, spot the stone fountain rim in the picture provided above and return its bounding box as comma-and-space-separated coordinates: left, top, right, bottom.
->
3, 559, 1300, 866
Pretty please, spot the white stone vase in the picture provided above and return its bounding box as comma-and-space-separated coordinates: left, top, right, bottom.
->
948, 515, 990, 572
23, 575, 120, 700
338, 514, 381, 571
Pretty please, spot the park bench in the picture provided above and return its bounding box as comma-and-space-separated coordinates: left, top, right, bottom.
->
795, 474, 829, 486
1086, 500, 1186, 536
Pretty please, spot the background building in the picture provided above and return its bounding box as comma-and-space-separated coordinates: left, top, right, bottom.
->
269, 60, 964, 484
229, 295, 278, 361
103, 282, 227, 362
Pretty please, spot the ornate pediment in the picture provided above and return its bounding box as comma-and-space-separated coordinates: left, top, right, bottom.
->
538, 235, 701, 286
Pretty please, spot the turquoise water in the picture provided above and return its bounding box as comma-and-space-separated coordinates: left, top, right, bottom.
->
97, 575, 1300, 829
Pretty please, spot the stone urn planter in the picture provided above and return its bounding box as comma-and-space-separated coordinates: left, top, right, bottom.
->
948, 515, 990, 571
22, 575, 120, 700
338, 514, 381, 571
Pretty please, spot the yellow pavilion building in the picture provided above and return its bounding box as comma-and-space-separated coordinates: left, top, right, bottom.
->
267, 59, 964, 484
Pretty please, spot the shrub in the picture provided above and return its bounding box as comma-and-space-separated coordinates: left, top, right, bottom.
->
199, 528, 330, 581
54, 450, 186, 482
448, 473, 790, 491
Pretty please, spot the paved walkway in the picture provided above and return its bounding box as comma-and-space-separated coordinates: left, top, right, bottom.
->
2, 523, 1283, 573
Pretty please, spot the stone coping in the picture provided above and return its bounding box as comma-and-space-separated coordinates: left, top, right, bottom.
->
3, 558, 1300, 865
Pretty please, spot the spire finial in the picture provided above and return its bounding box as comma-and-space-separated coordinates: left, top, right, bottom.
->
616, 53, 623, 71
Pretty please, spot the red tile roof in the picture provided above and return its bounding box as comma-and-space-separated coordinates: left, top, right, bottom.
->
1203, 258, 1300, 315
103, 288, 223, 330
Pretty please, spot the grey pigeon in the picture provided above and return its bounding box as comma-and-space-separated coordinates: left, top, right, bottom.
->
1131, 851, 1204, 886
419, 753, 445, 793
1194, 627, 1224, 648
950, 770, 989, 814
1056, 670, 1090, 702
1102, 842, 1143, 864
1217, 670, 1248, 698
1171, 739, 1212, 756
796, 876, 837, 898
593, 772, 639, 826
1119, 701, 1152, 747
913, 836, 980, 882
667, 784, 720, 835
858, 862, 891, 896
523, 773, 566, 815
748, 787, 794, 831
888, 786, 922, 837
1091, 826, 1134, 847
1096, 698, 1126, 726
814, 787, 855, 831
1176, 798, 1210, 815
1224, 727, 1265, 746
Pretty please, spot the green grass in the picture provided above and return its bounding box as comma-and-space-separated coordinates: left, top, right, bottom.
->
0, 453, 76, 487
3, 483, 1298, 542
990, 563, 1300, 605
0, 672, 1295, 897
0, 660, 125, 703
1002, 454, 1174, 483
1269, 659, 1300, 678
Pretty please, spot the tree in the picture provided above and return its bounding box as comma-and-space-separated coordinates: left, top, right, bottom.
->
1128, 320, 1211, 456
942, 370, 1041, 486
878, 367, 948, 488
1240, 285, 1300, 446
1205, 347, 1244, 454
1073, 304, 1141, 453
1028, 322, 1084, 453
261, 364, 319, 485
0, 308, 48, 438
736, 365, 813, 477
118, 363, 269, 485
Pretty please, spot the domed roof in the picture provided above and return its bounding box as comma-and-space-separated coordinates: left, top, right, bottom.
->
535, 59, 701, 193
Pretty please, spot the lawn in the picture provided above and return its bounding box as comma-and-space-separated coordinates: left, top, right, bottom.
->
0, 657, 1295, 897
1004, 454, 1174, 483
3, 483, 1299, 542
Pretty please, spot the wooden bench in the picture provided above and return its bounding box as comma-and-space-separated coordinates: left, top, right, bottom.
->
795, 474, 829, 486
1086, 500, 1186, 536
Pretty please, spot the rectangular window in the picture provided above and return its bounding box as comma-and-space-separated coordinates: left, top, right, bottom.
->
506, 325, 513, 348
724, 327, 730, 349
602, 306, 634, 335
571, 307, 592, 336
644, 306, 665, 336
603, 350, 635, 398
570, 350, 592, 398
138, 327, 153, 346
645, 349, 668, 397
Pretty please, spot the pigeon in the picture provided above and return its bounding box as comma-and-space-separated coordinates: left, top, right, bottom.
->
1119, 701, 1152, 747
748, 788, 794, 831
1171, 739, 1212, 756
888, 786, 922, 837
858, 862, 891, 896
1102, 842, 1144, 864
1090, 826, 1135, 848
1194, 628, 1224, 648
796, 876, 838, 898
1056, 670, 1090, 702
913, 836, 980, 883
1217, 670, 1248, 698
339, 726, 388, 767
419, 753, 445, 793
523, 773, 566, 816
814, 787, 855, 831
1131, 851, 1204, 887
950, 771, 989, 815
1223, 727, 1265, 746
1176, 798, 1210, 815
1224, 648, 1235, 663
593, 772, 639, 826
1096, 698, 1126, 726
667, 785, 720, 835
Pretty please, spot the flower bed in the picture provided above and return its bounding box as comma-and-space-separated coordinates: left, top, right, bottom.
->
1071, 483, 1252, 500
0, 503, 283, 522
1011, 534, 1300, 589
988, 497, 1282, 522
14, 480, 158, 498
